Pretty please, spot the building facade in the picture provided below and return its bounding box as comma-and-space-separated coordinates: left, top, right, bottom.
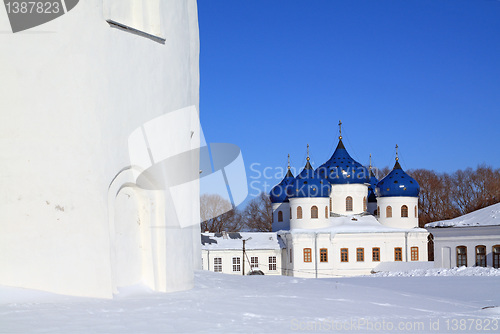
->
270, 129, 428, 277
426, 203, 500, 269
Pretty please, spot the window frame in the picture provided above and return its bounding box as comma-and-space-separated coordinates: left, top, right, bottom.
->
394, 247, 402, 261
346, 196, 353, 212
356, 248, 364, 262
320, 248, 328, 262
277, 210, 283, 222
493, 245, 500, 269
456, 246, 467, 267
401, 205, 408, 218
363, 197, 367, 212
311, 205, 318, 219
214, 257, 222, 272
297, 206, 303, 219
411, 247, 418, 261
372, 247, 380, 262
232, 257, 241, 272
386, 206, 392, 218
250, 256, 259, 268
340, 248, 349, 262
268, 256, 277, 271
303, 248, 312, 262
475, 245, 486, 267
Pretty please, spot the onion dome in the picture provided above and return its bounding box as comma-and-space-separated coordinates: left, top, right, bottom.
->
288, 148, 330, 199
270, 157, 295, 203
317, 138, 370, 185
376, 159, 419, 198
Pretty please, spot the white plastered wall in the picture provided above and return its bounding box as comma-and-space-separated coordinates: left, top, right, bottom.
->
289, 197, 330, 230
377, 197, 419, 229
272, 202, 290, 231
330, 184, 368, 215
0, 0, 200, 298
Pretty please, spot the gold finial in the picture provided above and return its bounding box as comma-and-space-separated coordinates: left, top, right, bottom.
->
369, 153, 372, 171
395, 144, 399, 161
338, 120, 342, 140
306, 144, 310, 161
287, 154, 290, 170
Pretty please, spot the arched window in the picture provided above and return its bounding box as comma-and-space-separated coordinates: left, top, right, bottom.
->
311, 206, 318, 219
475, 245, 486, 267
277, 211, 283, 222
363, 197, 367, 212
377, 206, 380, 217
329, 197, 332, 212
325, 206, 328, 218
456, 246, 467, 267
346, 196, 353, 211
401, 205, 408, 218
386, 206, 392, 218
414, 205, 418, 218
493, 245, 500, 269
297, 206, 303, 219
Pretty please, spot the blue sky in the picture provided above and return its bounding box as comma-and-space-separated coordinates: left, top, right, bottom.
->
197, 0, 500, 202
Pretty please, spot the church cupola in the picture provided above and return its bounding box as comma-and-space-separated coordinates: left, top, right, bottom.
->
270, 155, 295, 204
376, 146, 419, 198
288, 145, 330, 199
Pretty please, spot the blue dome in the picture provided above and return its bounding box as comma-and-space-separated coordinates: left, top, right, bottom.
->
269, 169, 295, 203
288, 161, 331, 198
376, 161, 419, 197
368, 171, 379, 203
317, 139, 370, 185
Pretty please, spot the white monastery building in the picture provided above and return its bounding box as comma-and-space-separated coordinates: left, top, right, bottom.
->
201, 232, 284, 276
0, 0, 201, 298
426, 202, 500, 269
270, 125, 428, 278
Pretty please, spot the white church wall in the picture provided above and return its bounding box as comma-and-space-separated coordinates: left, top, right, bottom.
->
0, 0, 200, 298
201, 249, 282, 276
330, 184, 368, 215
272, 202, 290, 231
377, 197, 419, 229
289, 198, 330, 230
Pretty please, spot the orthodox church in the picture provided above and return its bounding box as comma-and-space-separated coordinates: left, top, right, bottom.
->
270, 123, 428, 277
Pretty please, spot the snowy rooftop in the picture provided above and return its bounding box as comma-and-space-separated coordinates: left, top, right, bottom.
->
282, 215, 427, 235
201, 232, 284, 250
425, 202, 500, 228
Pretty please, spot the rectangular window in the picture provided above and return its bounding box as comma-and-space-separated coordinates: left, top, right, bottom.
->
250, 256, 259, 268
372, 247, 380, 262
341, 248, 348, 262
303, 248, 312, 262
290, 248, 293, 263
356, 248, 364, 262
269, 256, 277, 270
457, 246, 467, 267
494, 246, 500, 269
320, 248, 328, 262
232, 257, 241, 272
394, 247, 402, 261
475, 246, 486, 267
214, 257, 222, 272
411, 247, 419, 261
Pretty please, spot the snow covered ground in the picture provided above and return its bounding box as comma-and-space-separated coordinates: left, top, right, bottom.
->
1, 268, 499, 333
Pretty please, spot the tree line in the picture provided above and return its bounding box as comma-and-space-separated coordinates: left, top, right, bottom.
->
201, 165, 500, 232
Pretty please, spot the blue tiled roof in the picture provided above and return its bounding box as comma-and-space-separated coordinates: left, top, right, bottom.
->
269, 169, 295, 203
287, 161, 331, 198
376, 161, 419, 197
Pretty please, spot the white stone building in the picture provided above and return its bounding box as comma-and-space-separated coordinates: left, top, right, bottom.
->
426, 202, 500, 269
270, 129, 428, 278
0, 0, 201, 298
201, 232, 284, 276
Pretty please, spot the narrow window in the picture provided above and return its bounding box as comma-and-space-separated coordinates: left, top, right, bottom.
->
232, 257, 241, 272
411, 247, 419, 261
269, 256, 277, 270
414, 205, 418, 218
346, 196, 353, 211
329, 197, 332, 212
214, 258, 222, 272
356, 248, 364, 262
475, 246, 486, 267
290, 207, 292, 218
325, 206, 328, 218
303, 248, 312, 262
377, 206, 380, 217
290, 248, 293, 263
277, 210, 283, 222
372, 247, 380, 262
297, 206, 303, 219
401, 205, 408, 218
493, 245, 500, 269
386, 206, 392, 218
456, 246, 467, 267
341, 248, 349, 262
363, 197, 367, 212
250, 256, 259, 268
320, 248, 328, 262
394, 247, 402, 261
311, 205, 318, 219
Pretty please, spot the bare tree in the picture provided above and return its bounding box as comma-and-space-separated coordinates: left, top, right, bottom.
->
200, 194, 243, 233
241, 192, 273, 232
